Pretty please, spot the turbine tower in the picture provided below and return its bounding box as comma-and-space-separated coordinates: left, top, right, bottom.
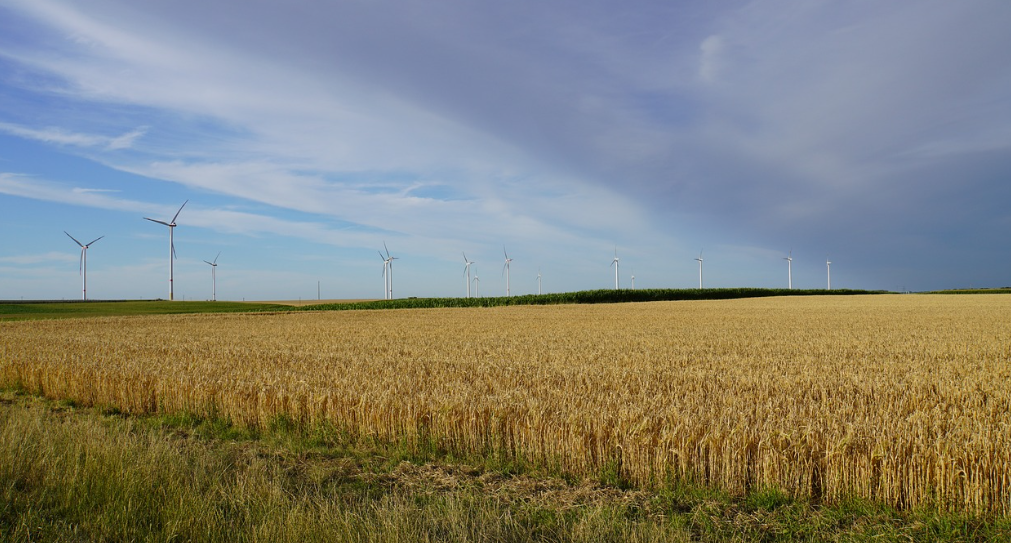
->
695, 249, 704, 289
826, 257, 832, 290
463, 252, 475, 298
611, 247, 620, 289
64, 231, 104, 300
502, 247, 513, 296
379, 249, 390, 300
784, 249, 793, 290
144, 200, 187, 301
473, 274, 480, 297
203, 252, 220, 301
537, 268, 542, 295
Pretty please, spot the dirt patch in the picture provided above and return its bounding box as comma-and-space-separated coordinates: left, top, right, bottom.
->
381, 461, 659, 515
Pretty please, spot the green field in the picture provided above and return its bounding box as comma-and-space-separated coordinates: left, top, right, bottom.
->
0, 288, 886, 320
0, 300, 289, 321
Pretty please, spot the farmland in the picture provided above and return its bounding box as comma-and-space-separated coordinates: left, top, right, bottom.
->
2, 294, 1010, 519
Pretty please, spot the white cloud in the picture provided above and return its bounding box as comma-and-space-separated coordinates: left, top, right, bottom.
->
698, 35, 724, 84
0, 251, 77, 265
0, 121, 146, 150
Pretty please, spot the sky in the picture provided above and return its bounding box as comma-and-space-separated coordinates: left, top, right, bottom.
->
1, 0, 1009, 301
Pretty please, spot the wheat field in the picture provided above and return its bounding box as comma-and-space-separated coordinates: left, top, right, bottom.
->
2, 295, 1009, 514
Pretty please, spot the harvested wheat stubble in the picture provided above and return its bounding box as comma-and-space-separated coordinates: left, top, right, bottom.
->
2, 294, 1010, 514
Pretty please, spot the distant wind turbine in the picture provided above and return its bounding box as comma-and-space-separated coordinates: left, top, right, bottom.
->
502, 247, 513, 296
826, 257, 832, 290
144, 200, 187, 301
379, 242, 397, 299
784, 249, 793, 290
64, 231, 104, 300
537, 268, 542, 295
203, 252, 220, 301
630, 269, 636, 290
695, 249, 704, 289
463, 252, 475, 298
473, 274, 480, 297
611, 247, 620, 289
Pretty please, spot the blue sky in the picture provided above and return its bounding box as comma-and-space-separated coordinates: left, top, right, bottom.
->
2, 0, 1009, 300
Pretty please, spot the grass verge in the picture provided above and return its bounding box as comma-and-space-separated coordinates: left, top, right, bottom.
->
2, 388, 1008, 542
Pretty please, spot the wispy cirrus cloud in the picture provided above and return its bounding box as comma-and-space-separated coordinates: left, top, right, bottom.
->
0, 251, 77, 265
0, 121, 146, 150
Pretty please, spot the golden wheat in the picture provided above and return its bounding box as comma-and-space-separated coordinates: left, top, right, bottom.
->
2, 295, 1009, 514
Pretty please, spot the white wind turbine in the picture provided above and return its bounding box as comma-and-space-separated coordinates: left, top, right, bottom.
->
630, 269, 636, 290
64, 231, 104, 300
826, 257, 832, 290
203, 252, 220, 301
379, 242, 397, 299
473, 274, 480, 297
463, 252, 475, 298
784, 249, 793, 290
611, 247, 620, 289
537, 268, 542, 295
502, 247, 513, 296
144, 200, 187, 301
695, 249, 704, 289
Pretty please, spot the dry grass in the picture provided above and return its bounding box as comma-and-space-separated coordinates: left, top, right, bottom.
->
2, 294, 1009, 515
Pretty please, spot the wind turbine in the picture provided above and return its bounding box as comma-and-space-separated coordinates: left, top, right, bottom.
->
611, 247, 620, 289
203, 252, 220, 301
379, 242, 397, 299
826, 257, 832, 290
695, 249, 704, 289
630, 269, 636, 290
64, 231, 104, 300
537, 268, 542, 295
502, 247, 513, 296
784, 249, 793, 290
473, 274, 480, 297
463, 252, 475, 298
144, 200, 187, 301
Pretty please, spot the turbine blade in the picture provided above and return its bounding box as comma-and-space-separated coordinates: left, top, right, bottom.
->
213, 251, 220, 264
204, 260, 213, 265
171, 200, 188, 224
172, 240, 177, 260
144, 217, 170, 226
64, 231, 84, 247
86, 235, 104, 246
79, 247, 84, 275
384, 241, 390, 259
